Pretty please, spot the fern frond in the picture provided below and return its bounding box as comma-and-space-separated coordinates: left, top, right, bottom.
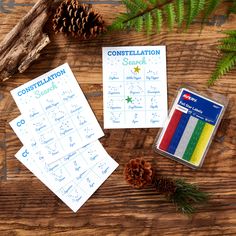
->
186, 0, 197, 27
145, 12, 153, 34
186, 0, 205, 28
155, 9, 163, 33
108, 13, 130, 30
203, 0, 222, 22
218, 45, 236, 53
123, 0, 140, 14
109, 0, 224, 34
165, 3, 176, 31
219, 37, 236, 45
176, 0, 184, 27
135, 16, 144, 32
148, 0, 157, 4
193, 0, 205, 21
228, 1, 236, 14
133, 0, 148, 10
223, 30, 236, 37
208, 53, 236, 86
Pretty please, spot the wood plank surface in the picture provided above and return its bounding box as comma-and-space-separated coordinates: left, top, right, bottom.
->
0, 0, 236, 235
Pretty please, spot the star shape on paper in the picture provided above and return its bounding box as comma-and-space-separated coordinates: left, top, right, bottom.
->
134, 66, 141, 73
125, 96, 133, 103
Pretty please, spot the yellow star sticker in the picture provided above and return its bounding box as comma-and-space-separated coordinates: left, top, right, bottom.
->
134, 66, 141, 73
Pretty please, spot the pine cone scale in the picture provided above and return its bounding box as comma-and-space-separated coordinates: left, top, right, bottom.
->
124, 158, 153, 189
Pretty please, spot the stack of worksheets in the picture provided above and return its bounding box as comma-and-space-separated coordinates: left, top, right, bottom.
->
10, 63, 118, 212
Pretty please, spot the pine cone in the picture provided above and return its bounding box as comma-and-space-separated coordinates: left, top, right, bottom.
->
124, 158, 153, 189
153, 177, 177, 196
52, 0, 105, 39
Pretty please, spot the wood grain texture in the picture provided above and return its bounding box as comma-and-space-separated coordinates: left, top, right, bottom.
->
0, 1, 236, 235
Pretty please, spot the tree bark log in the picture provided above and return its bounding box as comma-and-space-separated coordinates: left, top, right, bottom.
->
0, 0, 54, 82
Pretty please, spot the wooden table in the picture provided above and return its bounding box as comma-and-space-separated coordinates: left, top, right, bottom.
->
0, 1, 236, 235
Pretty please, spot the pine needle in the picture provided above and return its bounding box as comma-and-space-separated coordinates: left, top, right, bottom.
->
170, 179, 209, 215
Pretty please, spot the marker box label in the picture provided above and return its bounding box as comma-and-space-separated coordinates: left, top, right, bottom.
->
153, 87, 228, 169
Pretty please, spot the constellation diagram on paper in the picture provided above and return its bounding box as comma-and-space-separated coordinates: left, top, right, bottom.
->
11, 63, 104, 164
103, 46, 168, 128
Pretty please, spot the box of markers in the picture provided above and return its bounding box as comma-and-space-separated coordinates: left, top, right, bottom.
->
153, 87, 228, 169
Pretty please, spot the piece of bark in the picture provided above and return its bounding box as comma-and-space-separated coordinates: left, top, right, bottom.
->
0, 0, 54, 82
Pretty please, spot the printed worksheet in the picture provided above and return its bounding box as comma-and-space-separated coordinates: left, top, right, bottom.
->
11, 63, 104, 163
10, 115, 118, 212
103, 46, 168, 128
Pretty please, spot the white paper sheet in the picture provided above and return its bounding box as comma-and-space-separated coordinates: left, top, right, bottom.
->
11, 63, 104, 163
10, 115, 118, 212
102, 46, 168, 128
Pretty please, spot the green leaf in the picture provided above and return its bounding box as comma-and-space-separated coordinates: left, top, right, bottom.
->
208, 53, 236, 86
135, 16, 144, 32
165, 3, 175, 31
186, 0, 197, 28
133, 0, 148, 10
145, 12, 153, 34
203, 0, 222, 23
108, 13, 130, 30
148, 0, 157, 4
155, 9, 163, 33
218, 45, 236, 52
219, 36, 236, 45
223, 30, 236, 37
176, 0, 184, 27
228, 1, 236, 15
186, 0, 205, 28
123, 0, 140, 14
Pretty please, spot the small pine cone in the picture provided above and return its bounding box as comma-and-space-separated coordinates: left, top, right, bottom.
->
124, 158, 153, 189
52, 0, 105, 39
153, 177, 177, 196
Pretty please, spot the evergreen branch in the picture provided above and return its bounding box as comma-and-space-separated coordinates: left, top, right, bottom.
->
170, 179, 209, 215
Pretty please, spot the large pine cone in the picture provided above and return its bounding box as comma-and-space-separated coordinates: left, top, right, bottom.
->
124, 158, 153, 189
53, 0, 105, 39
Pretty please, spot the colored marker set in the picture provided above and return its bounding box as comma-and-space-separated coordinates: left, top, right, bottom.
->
154, 87, 227, 169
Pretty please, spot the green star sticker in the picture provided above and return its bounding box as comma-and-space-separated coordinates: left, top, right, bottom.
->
125, 96, 133, 103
